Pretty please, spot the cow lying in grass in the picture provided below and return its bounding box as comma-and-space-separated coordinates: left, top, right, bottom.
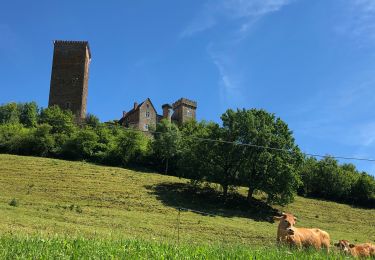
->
273, 212, 330, 252
335, 240, 375, 257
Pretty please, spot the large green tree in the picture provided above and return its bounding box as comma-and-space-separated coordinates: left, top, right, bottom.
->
222, 109, 302, 205
179, 110, 302, 204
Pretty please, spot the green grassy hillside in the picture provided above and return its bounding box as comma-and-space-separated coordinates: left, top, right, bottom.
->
0, 154, 374, 248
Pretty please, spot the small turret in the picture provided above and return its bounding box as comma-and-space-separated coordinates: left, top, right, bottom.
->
162, 103, 172, 122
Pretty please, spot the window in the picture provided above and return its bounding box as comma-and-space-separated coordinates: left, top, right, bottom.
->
186, 109, 192, 117
146, 104, 151, 118
144, 124, 149, 131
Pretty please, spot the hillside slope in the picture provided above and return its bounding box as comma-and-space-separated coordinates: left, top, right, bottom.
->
0, 154, 374, 246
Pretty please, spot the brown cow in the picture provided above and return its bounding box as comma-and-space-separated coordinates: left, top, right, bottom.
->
273, 212, 330, 252
335, 240, 375, 257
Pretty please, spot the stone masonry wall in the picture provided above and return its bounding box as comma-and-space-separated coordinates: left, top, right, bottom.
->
48, 41, 91, 120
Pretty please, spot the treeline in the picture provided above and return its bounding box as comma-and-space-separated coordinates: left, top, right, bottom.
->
299, 157, 375, 207
0, 102, 374, 208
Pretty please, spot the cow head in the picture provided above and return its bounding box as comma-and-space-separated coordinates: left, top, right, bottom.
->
273, 212, 297, 235
334, 240, 353, 254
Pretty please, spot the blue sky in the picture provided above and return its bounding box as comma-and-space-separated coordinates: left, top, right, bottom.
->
1, 0, 375, 175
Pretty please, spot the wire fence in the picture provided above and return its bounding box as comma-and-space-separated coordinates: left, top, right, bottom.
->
39, 118, 375, 163
174, 207, 219, 244
104, 123, 375, 163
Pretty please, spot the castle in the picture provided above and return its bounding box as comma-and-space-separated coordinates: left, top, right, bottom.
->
48, 40, 197, 129
118, 98, 197, 131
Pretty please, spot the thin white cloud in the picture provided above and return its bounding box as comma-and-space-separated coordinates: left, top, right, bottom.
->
336, 0, 375, 46
180, 6, 217, 38
180, 0, 292, 38
208, 47, 244, 105
358, 122, 375, 147
182, 0, 292, 107
221, 0, 292, 18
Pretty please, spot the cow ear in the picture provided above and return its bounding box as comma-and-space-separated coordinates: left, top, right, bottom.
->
294, 217, 297, 221
273, 216, 282, 221
281, 212, 286, 216
349, 244, 355, 248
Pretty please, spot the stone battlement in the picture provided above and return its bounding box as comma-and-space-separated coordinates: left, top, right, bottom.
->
172, 98, 197, 109
53, 40, 91, 59
54, 40, 89, 45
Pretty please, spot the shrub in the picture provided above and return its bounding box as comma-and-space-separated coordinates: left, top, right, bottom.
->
75, 205, 83, 213
61, 128, 99, 160
105, 130, 150, 167
8, 198, 18, 207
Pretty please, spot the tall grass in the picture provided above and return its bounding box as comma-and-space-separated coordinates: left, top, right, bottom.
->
0, 235, 344, 259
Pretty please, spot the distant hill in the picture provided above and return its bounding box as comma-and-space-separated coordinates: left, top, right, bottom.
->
0, 154, 374, 247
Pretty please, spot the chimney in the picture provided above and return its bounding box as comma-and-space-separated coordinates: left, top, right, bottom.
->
134, 102, 138, 109
122, 111, 127, 117
162, 104, 172, 122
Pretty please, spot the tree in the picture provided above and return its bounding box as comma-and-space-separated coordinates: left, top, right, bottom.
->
152, 119, 181, 174
178, 120, 213, 181
203, 123, 245, 198
0, 123, 27, 153
223, 109, 302, 205
61, 128, 99, 160
179, 119, 248, 199
18, 102, 39, 127
39, 105, 76, 135
351, 173, 375, 206
85, 113, 100, 128
92, 125, 117, 163
0, 102, 19, 124
298, 156, 318, 196
178, 109, 302, 204
108, 129, 149, 167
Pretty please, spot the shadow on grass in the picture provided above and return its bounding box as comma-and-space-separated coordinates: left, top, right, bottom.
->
145, 182, 280, 223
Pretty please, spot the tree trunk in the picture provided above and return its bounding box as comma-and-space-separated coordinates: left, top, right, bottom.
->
223, 184, 228, 199
247, 187, 255, 203
165, 158, 169, 175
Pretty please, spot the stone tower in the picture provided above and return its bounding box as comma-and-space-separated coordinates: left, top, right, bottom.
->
48, 40, 91, 120
171, 98, 197, 124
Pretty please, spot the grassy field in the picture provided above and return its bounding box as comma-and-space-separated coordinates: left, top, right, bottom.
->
0, 154, 374, 258
0, 236, 344, 259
